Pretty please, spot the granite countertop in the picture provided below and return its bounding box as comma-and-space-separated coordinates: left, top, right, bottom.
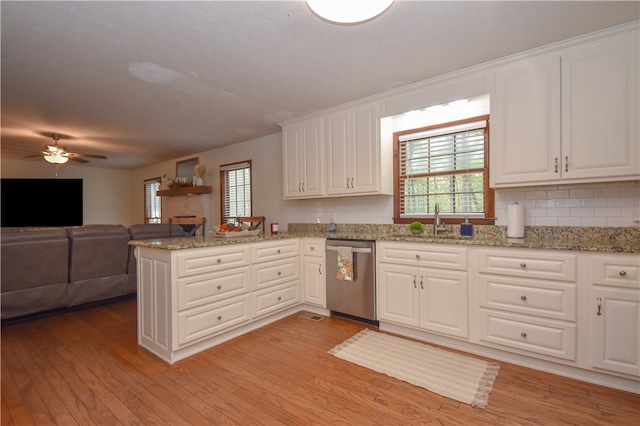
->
129, 224, 639, 254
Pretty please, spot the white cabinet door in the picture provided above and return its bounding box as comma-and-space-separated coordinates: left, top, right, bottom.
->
418, 269, 469, 338
326, 102, 382, 196
591, 287, 640, 377
282, 118, 324, 199
561, 32, 639, 181
491, 54, 561, 186
377, 263, 420, 327
491, 29, 639, 187
303, 256, 325, 307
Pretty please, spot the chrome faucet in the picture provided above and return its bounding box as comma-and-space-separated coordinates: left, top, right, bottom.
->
434, 203, 447, 235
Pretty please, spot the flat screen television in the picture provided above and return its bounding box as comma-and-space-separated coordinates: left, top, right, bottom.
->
1, 178, 83, 227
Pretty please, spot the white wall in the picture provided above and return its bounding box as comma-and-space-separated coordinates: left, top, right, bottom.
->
1, 158, 134, 226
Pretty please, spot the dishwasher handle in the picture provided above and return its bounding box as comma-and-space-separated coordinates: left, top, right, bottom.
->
326, 246, 372, 254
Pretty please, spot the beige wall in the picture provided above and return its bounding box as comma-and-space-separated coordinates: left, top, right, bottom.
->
1, 158, 134, 226
131, 132, 289, 230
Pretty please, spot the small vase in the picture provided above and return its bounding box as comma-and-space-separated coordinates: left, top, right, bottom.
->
196, 177, 203, 186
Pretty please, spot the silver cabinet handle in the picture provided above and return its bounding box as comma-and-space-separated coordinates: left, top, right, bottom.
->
298, 183, 302, 192
619, 271, 627, 277
301, 182, 305, 192
318, 265, 322, 275
416, 254, 420, 260
217, 285, 222, 290
277, 296, 282, 301
346, 178, 350, 188
521, 295, 527, 301
217, 258, 222, 263
565, 156, 569, 172
521, 332, 527, 338
413, 275, 417, 288
350, 178, 354, 188
217, 315, 222, 320
420, 275, 424, 290
277, 271, 282, 276
277, 249, 281, 254
554, 157, 559, 173
597, 297, 602, 316
520, 263, 526, 268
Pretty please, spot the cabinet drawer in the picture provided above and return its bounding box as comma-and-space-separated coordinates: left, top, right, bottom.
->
177, 266, 251, 311
377, 242, 467, 270
176, 246, 250, 278
252, 240, 300, 263
592, 255, 640, 289
479, 275, 576, 321
176, 295, 250, 347
479, 309, 576, 361
478, 249, 577, 282
251, 281, 300, 318
252, 258, 300, 290
303, 238, 325, 257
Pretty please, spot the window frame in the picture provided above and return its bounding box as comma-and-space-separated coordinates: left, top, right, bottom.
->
144, 177, 162, 224
219, 160, 253, 224
393, 115, 494, 225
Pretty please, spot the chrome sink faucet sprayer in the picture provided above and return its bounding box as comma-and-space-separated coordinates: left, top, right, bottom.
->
434, 203, 447, 235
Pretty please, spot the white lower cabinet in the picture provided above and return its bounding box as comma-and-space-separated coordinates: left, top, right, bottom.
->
136, 239, 302, 364
302, 238, 326, 307
377, 242, 639, 392
590, 254, 640, 377
377, 242, 468, 339
476, 247, 578, 362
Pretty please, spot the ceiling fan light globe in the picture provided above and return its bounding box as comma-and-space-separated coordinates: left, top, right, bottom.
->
44, 153, 69, 164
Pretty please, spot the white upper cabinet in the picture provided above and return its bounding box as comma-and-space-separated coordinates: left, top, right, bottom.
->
326, 102, 391, 196
282, 101, 392, 199
491, 30, 639, 187
282, 117, 325, 199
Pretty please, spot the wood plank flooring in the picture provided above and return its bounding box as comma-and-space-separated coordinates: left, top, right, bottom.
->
2, 299, 639, 425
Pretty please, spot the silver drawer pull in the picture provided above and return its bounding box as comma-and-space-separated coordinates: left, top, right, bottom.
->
217, 258, 222, 263
520, 263, 526, 268
277, 296, 282, 301
619, 271, 627, 277
520, 295, 527, 301
521, 332, 527, 338
217, 285, 222, 290
277, 271, 282, 276
217, 315, 222, 320
597, 297, 602, 316
416, 254, 420, 259
277, 249, 281, 254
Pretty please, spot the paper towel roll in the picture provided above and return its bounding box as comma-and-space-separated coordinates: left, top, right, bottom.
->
507, 203, 525, 238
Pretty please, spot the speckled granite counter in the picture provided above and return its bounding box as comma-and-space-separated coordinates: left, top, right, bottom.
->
129, 224, 639, 254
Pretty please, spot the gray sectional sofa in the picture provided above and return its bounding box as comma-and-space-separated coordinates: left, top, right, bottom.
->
1, 223, 187, 321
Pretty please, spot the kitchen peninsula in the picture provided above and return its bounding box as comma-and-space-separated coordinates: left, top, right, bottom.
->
131, 224, 639, 393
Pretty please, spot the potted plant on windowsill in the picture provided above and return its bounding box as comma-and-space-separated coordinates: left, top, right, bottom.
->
409, 221, 424, 235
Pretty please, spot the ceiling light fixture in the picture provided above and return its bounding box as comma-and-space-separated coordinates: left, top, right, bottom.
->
307, 0, 394, 24
44, 152, 69, 164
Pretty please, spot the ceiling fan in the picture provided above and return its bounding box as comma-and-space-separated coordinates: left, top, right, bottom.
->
24, 134, 108, 164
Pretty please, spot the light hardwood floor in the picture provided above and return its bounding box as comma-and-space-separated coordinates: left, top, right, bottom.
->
2, 299, 639, 425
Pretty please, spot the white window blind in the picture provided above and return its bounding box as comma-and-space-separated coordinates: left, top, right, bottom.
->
220, 161, 251, 224
144, 178, 161, 224
399, 116, 488, 218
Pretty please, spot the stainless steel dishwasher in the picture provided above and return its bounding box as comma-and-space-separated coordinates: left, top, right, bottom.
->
325, 239, 377, 325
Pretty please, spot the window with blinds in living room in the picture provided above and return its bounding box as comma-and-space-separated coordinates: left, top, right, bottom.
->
395, 114, 493, 222
144, 178, 162, 224
220, 160, 252, 224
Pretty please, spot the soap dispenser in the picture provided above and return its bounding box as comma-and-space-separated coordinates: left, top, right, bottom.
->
460, 218, 473, 237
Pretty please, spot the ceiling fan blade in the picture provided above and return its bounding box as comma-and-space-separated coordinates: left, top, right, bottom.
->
68, 157, 89, 164
23, 154, 43, 158
67, 153, 108, 159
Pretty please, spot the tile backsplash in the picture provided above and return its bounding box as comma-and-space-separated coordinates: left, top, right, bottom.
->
288, 181, 640, 228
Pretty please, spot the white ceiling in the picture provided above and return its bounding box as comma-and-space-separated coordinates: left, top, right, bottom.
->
2, 1, 638, 170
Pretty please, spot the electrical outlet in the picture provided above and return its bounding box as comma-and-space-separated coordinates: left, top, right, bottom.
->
633, 213, 640, 224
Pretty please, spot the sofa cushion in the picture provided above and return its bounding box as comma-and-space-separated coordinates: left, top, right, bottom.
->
68, 224, 130, 282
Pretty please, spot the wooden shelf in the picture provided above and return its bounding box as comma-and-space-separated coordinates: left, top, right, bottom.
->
157, 186, 212, 197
